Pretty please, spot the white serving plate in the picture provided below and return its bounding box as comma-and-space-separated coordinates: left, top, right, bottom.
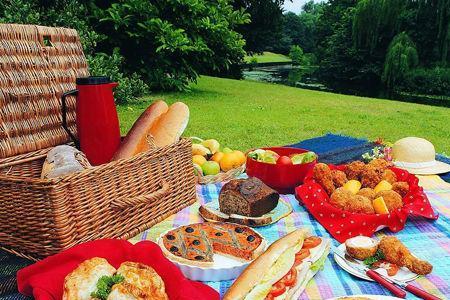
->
157, 229, 266, 281
327, 295, 404, 300
334, 243, 419, 282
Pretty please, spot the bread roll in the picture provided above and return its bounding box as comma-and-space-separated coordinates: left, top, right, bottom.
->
41, 145, 91, 179
63, 257, 116, 300
112, 100, 168, 160
149, 102, 189, 147
108, 262, 168, 300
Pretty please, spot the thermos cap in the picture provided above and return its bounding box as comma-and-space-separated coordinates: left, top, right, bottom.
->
76, 76, 111, 85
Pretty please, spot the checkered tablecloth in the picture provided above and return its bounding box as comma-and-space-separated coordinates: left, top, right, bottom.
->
130, 175, 450, 299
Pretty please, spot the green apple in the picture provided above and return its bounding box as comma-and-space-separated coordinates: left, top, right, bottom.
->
222, 147, 233, 154
202, 161, 220, 175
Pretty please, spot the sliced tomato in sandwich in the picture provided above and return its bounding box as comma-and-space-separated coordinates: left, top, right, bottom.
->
294, 249, 310, 266
268, 282, 286, 297
302, 236, 322, 249
280, 268, 297, 287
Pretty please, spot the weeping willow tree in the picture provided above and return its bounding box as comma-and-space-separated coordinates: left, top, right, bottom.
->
382, 32, 419, 89
352, 0, 405, 52
436, 0, 450, 63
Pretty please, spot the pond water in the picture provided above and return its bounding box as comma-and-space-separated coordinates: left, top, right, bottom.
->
243, 64, 449, 107
243, 65, 329, 92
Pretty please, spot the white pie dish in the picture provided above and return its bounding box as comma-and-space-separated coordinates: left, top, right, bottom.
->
157, 228, 267, 281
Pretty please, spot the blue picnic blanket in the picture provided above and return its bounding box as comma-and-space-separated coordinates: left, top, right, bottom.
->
290, 133, 450, 183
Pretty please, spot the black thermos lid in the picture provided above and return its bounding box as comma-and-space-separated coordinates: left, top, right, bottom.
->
76, 76, 111, 85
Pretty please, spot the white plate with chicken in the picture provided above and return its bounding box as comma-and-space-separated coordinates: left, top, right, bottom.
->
333, 236, 432, 282
327, 295, 405, 300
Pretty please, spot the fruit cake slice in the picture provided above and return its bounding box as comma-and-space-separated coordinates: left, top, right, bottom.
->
159, 222, 265, 267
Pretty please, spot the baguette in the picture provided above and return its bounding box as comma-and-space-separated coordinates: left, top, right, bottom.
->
223, 229, 330, 300
224, 228, 309, 299
149, 102, 189, 147
112, 100, 168, 160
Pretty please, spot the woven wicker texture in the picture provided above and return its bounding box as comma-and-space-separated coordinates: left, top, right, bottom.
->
0, 24, 89, 158
196, 164, 245, 184
0, 24, 197, 260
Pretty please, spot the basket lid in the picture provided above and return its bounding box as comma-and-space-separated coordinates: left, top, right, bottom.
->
0, 24, 89, 159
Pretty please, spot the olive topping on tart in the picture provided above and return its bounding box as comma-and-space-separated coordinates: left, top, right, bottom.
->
160, 222, 265, 266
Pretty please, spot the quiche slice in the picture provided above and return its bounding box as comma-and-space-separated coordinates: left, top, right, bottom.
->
159, 222, 265, 266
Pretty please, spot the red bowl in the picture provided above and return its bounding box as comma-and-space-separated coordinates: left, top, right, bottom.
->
246, 147, 317, 194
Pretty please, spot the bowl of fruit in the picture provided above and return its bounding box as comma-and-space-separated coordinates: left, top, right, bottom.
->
246, 147, 317, 193
192, 137, 246, 184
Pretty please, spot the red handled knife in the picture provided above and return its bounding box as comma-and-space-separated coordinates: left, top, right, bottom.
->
333, 248, 406, 298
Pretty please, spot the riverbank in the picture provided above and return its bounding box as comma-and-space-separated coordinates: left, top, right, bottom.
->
117, 76, 449, 153
243, 64, 450, 107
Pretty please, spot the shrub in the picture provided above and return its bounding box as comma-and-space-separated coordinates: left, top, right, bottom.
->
99, 0, 250, 91
289, 45, 304, 65
302, 53, 318, 66
399, 67, 450, 96
87, 49, 149, 104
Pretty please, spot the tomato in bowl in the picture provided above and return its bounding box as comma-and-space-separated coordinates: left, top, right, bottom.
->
246, 147, 317, 194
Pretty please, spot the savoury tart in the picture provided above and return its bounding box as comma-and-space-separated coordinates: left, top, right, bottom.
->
159, 222, 265, 267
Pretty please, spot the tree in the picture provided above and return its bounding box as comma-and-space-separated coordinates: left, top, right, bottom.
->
233, 0, 285, 53
275, 2, 324, 55
289, 45, 304, 64
98, 0, 250, 91
382, 32, 419, 89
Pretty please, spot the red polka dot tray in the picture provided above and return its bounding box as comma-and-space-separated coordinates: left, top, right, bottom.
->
295, 165, 438, 243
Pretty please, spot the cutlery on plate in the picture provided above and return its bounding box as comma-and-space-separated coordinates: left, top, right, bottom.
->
333, 248, 406, 298
339, 250, 441, 300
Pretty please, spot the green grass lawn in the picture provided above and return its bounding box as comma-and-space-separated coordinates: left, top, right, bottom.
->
244, 51, 291, 63
117, 76, 449, 154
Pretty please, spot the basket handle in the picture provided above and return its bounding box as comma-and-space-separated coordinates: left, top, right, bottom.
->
61, 89, 79, 148
110, 180, 170, 210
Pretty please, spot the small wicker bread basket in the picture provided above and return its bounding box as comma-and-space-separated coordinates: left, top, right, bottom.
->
0, 24, 196, 260
196, 164, 245, 184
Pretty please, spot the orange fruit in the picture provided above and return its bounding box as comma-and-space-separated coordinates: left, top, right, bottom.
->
220, 152, 242, 171
193, 155, 207, 166
343, 180, 362, 194
373, 196, 389, 214
233, 150, 246, 165
211, 152, 224, 163
374, 180, 392, 194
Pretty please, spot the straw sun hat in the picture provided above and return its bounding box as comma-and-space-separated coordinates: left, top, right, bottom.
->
392, 137, 450, 175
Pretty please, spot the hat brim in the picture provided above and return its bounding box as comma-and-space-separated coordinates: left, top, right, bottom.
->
395, 160, 450, 175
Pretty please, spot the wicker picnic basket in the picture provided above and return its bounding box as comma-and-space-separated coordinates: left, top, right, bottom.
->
0, 24, 196, 261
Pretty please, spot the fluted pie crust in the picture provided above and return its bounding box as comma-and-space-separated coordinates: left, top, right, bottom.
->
159, 222, 266, 267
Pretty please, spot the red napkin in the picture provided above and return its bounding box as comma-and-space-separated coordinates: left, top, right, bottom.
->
17, 239, 219, 300
295, 165, 438, 243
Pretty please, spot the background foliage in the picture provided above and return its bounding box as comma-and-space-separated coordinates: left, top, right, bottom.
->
0, 0, 449, 102
0, 0, 249, 100
268, 0, 450, 98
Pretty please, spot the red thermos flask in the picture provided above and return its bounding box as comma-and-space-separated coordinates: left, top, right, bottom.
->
61, 76, 121, 166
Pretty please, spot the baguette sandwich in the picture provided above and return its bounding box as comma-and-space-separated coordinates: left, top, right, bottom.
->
223, 228, 330, 300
